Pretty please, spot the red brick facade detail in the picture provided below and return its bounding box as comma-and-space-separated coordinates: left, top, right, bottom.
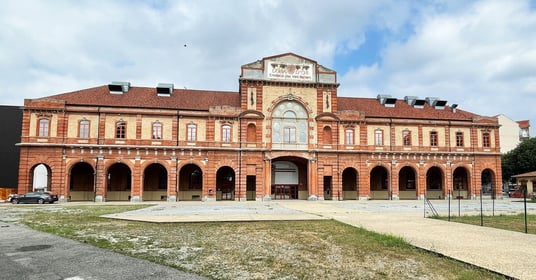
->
17, 53, 502, 202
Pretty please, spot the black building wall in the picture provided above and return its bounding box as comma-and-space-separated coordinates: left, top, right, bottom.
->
0, 105, 22, 189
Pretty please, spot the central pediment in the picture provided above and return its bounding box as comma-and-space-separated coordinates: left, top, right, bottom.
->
241, 53, 337, 85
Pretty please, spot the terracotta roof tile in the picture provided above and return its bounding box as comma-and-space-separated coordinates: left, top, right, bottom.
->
38, 86, 486, 123
337, 97, 477, 121
44, 86, 241, 110
517, 120, 530, 128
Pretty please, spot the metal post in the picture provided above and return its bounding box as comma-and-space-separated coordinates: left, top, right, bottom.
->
492, 192, 495, 216
480, 188, 483, 226
423, 194, 426, 218
458, 186, 461, 217
524, 186, 528, 234
448, 190, 451, 222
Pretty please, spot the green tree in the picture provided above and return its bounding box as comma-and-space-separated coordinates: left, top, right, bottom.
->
502, 138, 536, 182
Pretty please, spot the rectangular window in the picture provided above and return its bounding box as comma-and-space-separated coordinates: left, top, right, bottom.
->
345, 129, 354, 145
403, 130, 411, 146
456, 132, 464, 147
79, 120, 90, 138
430, 131, 438, 147
482, 132, 490, 148
283, 126, 296, 143
38, 119, 50, 137
152, 122, 162, 139
222, 125, 231, 142
116, 121, 126, 139
187, 124, 197, 142
375, 129, 383, 146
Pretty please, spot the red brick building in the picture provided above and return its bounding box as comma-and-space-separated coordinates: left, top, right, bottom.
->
17, 53, 502, 202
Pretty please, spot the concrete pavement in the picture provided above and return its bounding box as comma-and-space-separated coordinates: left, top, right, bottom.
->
107, 199, 536, 280
2, 199, 535, 279
0, 218, 207, 280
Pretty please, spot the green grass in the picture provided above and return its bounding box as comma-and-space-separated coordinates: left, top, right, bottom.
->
17, 205, 504, 280
434, 213, 536, 234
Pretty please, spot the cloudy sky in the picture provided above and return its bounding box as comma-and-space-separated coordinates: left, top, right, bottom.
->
2, 0, 536, 132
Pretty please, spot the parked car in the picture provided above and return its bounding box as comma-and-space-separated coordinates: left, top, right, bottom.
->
7, 194, 17, 203
10, 192, 58, 204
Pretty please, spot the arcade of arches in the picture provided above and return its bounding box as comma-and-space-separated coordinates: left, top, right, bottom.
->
28, 156, 499, 202
17, 53, 502, 202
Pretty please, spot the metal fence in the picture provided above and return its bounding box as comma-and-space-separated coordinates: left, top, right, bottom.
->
424, 189, 536, 234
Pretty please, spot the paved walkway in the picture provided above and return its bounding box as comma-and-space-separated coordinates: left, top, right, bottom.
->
0, 218, 207, 280
106, 199, 536, 280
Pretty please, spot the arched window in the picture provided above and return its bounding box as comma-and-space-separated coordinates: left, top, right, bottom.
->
403, 129, 411, 146
323, 126, 332, 144
115, 121, 126, 139
345, 128, 354, 145
79, 119, 90, 138
187, 123, 197, 142
456, 131, 464, 147
375, 129, 383, 146
247, 123, 256, 143
271, 101, 308, 149
222, 124, 231, 142
430, 131, 438, 147
38, 119, 50, 137
152, 122, 162, 139
482, 132, 490, 148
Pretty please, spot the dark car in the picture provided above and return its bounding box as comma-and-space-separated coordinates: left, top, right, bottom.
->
10, 192, 58, 204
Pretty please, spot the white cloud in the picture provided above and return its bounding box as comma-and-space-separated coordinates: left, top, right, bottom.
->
341, 0, 536, 127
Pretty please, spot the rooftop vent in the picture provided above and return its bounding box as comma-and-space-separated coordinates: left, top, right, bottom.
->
377, 94, 397, 107
156, 83, 174, 96
404, 96, 426, 108
426, 97, 447, 109
108, 81, 130, 94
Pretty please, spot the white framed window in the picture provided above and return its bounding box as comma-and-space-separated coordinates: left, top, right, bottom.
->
187, 123, 197, 142
222, 124, 231, 142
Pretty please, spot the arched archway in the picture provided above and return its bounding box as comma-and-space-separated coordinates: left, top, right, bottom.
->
370, 166, 389, 199
107, 163, 132, 201
453, 167, 470, 199
481, 169, 495, 197
178, 164, 203, 201
426, 166, 444, 199
271, 101, 309, 150
399, 166, 417, 199
271, 157, 308, 200
143, 163, 168, 201
30, 164, 51, 192
69, 162, 94, 201
216, 166, 235, 200
342, 167, 358, 200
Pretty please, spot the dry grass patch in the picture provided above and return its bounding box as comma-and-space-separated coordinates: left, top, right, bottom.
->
14, 205, 503, 280
434, 213, 536, 234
